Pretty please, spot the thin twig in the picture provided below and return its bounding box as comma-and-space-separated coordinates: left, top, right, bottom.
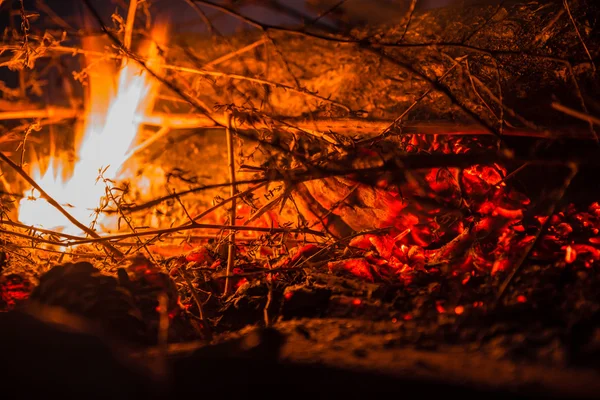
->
100, 174, 156, 262
0, 107, 77, 121
68, 223, 325, 246
551, 102, 600, 126
4, 108, 594, 140
224, 112, 236, 296
160, 63, 351, 113
177, 266, 205, 320
370, 58, 465, 140
123, 0, 138, 51
183, 0, 218, 37
203, 38, 267, 69
399, 0, 417, 42
0, 228, 65, 246
563, 0, 596, 72
0, 220, 82, 240
189, 0, 597, 66
0, 152, 123, 257
124, 126, 171, 162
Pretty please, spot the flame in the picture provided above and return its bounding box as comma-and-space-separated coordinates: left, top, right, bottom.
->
18, 27, 166, 236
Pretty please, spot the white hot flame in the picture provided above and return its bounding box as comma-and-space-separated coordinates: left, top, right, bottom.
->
18, 29, 166, 236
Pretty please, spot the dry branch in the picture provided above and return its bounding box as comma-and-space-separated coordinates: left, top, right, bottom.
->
224, 112, 236, 296
4, 107, 598, 140
67, 223, 324, 246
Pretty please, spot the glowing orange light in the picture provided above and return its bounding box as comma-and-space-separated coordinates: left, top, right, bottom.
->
565, 245, 577, 264
18, 27, 167, 236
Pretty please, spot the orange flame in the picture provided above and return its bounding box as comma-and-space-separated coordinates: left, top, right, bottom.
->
18, 27, 167, 236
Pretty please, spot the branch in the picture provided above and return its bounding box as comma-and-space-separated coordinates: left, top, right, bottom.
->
224, 112, 236, 296
552, 102, 600, 126
123, 0, 138, 51
68, 223, 325, 246
160, 63, 351, 113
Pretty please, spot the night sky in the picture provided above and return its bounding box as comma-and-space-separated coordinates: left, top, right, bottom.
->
2, 0, 469, 36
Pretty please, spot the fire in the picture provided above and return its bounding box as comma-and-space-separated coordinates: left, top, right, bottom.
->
18, 28, 166, 236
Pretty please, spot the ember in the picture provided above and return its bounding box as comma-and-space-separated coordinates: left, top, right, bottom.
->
1, 0, 600, 398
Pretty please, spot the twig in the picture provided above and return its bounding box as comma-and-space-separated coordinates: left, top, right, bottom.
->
373, 57, 465, 139
0, 228, 64, 246
123, 0, 138, 51
495, 163, 579, 306
0, 152, 123, 257
306, 0, 348, 27
224, 112, 236, 296
264, 274, 272, 326
0, 220, 83, 240
176, 266, 205, 320
309, 183, 359, 229
189, 0, 597, 66
462, 1, 506, 44
203, 38, 267, 69
124, 126, 171, 162
563, 0, 596, 72
34, 0, 73, 31
551, 102, 600, 126
183, 0, 218, 37
0, 107, 77, 121
130, 183, 268, 253
399, 0, 417, 42
111, 179, 267, 214
100, 174, 156, 262
160, 63, 351, 113
68, 223, 325, 245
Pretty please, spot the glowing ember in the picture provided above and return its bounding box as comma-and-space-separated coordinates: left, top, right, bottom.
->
18, 31, 165, 236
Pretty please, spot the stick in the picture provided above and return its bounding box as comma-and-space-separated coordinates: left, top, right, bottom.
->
0, 107, 77, 121
0, 228, 65, 246
124, 126, 171, 162
224, 112, 236, 296
67, 223, 325, 246
183, 0, 218, 36
563, 0, 596, 72
0, 152, 123, 257
3, 106, 597, 140
399, 0, 417, 41
203, 38, 268, 69
123, 0, 138, 51
177, 267, 205, 320
0, 220, 83, 240
372, 58, 464, 139
551, 102, 600, 126
158, 64, 351, 113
